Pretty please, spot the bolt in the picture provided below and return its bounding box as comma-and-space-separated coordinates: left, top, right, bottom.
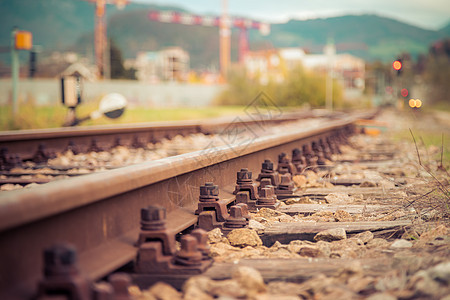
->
66, 141, 80, 155
303, 144, 312, 155
259, 178, 272, 189
261, 159, 274, 172
199, 182, 219, 202
236, 203, 250, 220
174, 235, 202, 266
259, 187, 271, 198
114, 137, 122, 147
93, 282, 114, 300
292, 148, 302, 161
43, 243, 78, 277
191, 229, 210, 259
258, 187, 277, 205
140, 206, 166, 231
237, 168, 252, 183
224, 205, 247, 228
109, 273, 132, 299
312, 141, 321, 154
278, 152, 287, 163
89, 139, 102, 152
279, 173, 292, 186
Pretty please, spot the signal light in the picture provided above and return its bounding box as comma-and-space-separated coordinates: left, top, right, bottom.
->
393, 59, 402, 76
415, 99, 422, 108
401, 88, 408, 97
393, 60, 402, 71
409, 99, 422, 108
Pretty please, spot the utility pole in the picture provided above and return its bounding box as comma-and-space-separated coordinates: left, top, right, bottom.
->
11, 28, 32, 116
86, 0, 127, 79
324, 40, 335, 111
219, 0, 230, 80
11, 28, 19, 116
94, 0, 107, 79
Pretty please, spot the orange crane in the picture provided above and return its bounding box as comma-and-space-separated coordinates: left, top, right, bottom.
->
85, 0, 128, 79
148, 3, 270, 79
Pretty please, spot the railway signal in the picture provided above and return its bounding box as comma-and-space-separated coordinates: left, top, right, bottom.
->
14, 30, 32, 50
11, 28, 33, 116
393, 59, 402, 76
401, 88, 408, 97
61, 76, 127, 126
409, 99, 422, 108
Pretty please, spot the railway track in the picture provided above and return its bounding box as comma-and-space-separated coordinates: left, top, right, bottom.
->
0, 111, 314, 165
1, 109, 448, 299
0, 111, 315, 190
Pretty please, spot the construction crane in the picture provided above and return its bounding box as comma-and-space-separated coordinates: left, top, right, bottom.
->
148, 5, 270, 79
85, 0, 128, 79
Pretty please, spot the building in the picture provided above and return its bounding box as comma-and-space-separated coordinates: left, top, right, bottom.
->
243, 46, 365, 99
131, 47, 190, 83
243, 49, 286, 84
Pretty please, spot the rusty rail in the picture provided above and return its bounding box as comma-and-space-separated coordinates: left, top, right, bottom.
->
0, 112, 312, 164
0, 113, 371, 299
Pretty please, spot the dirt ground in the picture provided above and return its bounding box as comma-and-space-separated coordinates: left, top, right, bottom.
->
130, 109, 450, 300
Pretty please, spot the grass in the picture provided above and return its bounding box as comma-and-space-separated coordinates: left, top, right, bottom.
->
0, 104, 248, 131
388, 108, 450, 170
391, 129, 450, 170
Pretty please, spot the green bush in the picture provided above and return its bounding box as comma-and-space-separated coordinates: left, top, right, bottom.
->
215, 65, 343, 107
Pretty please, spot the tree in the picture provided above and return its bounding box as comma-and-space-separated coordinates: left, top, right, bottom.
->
109, 39, 136, 80
423, 39, 450, 104
215, 65, 342, 108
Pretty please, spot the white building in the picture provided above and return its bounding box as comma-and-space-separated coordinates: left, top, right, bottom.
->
244, 47, 365, 99
131, 47, 190, 83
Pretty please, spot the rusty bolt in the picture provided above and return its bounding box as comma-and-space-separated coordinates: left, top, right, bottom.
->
312, 141, 321, 154
43, 243, 78, 277
140, 206, 166, 231
259, 187, 271, 198
303, 144, 313, 155
292, 148, 302, 161
199, 182, 219, 202
236, 203, 250, 220
224, 205, 247, 228
93, 282, 114, 300
174, 235, 202, 266
237, 168, 252, 183
278, 152, 287, 163
279, 173, 293, 187
261, 159, 274, 172
191, 229, 210, 259
109, 273, 132, 300
258, 187, 277, 205
259, 178, 272, 189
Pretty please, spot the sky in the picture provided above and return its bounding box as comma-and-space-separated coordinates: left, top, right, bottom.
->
134, 0, 450, 30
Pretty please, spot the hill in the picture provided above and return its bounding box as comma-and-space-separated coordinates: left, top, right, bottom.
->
265, 15, 445, 61
0, 0, 449, 68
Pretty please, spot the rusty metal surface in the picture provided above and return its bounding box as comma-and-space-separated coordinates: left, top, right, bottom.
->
0, 114, 369, 299
0, 113, 311, 162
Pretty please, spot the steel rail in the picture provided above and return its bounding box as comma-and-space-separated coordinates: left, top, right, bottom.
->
0, 113, 366, 299
0, 112, 312, 161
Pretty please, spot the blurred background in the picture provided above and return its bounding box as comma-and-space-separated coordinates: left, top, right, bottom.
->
0, 0, 449, 130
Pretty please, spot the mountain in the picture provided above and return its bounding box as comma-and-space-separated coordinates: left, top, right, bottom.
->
439, 22, 450, 36
0, 0, 449, 68
264, 15, 445, 61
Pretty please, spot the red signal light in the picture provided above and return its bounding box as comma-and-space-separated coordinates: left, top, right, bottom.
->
401, 88, 408, 97
393, 60, 402, 71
